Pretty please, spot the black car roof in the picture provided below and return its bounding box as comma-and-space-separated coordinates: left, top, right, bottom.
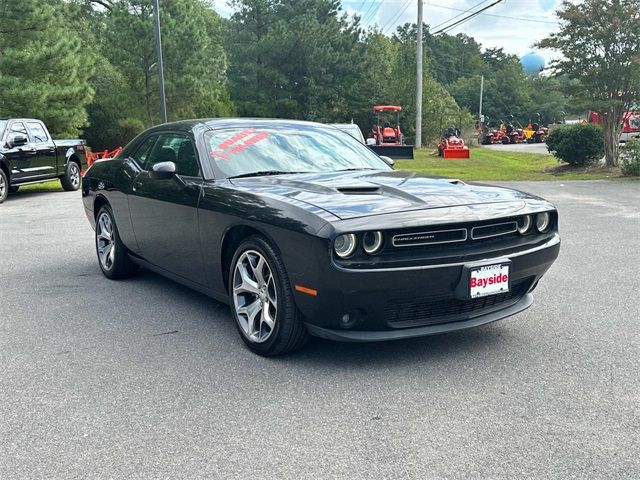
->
145, 118, 335, 133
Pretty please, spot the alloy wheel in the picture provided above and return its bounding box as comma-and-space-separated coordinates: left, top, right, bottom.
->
232, 250, 278, 343
70, 163, 80, 189
96, 212, 115, 271
0, 174, 5, 199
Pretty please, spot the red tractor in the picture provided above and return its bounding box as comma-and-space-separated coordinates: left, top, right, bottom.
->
503, 115, 526, 144
437, 127, 470, 159
480, 120, 509, 144
367, 105, 414, 159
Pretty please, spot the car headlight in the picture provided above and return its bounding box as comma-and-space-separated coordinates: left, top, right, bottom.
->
517, 215, 533, 234
536, 212, 551, 232
362, 231, 384, 254
334, 233, 357, 258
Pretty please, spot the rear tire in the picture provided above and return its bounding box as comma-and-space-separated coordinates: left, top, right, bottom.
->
229, 235, 308, 356
0, 169, 8, 204
501, 136, 510, 144
60, 161, 81, 191
95, 205, 137, 279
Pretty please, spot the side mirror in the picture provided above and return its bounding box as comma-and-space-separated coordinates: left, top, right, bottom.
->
149, 161, 176, 180
380, 155, 395, 168
8, 133, 28, 148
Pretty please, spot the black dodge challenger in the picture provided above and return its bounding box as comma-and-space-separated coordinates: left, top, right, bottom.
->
82, 119, 560, 355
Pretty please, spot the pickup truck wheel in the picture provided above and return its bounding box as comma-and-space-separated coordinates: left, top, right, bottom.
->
95, 205, 137, 279
61, 161, 81, 191
0, 169, 8, 203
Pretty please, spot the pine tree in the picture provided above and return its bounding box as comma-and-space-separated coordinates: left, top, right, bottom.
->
100, 0, 231, 127
0, 0, 94, 136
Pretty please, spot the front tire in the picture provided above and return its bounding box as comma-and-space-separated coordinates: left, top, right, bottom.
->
0, 169, 8, 203
60, 161, 81, 191
95, 205, 137, 279
229, 235, 308, 356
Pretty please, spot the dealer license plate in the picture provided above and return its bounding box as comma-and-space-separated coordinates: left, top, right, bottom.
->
469, 264, 510, 298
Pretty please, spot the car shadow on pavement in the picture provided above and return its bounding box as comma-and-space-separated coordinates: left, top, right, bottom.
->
5, 190, 69, 202
290, 327, 512, 369
130, 268, 515, 370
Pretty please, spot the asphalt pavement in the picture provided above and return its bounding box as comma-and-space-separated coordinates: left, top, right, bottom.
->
1, 181, 639, 479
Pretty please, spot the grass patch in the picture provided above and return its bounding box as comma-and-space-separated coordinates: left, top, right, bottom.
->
396, 148, 622, 181
15, 180, 63, 193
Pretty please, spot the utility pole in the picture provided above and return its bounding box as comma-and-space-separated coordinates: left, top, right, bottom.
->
153, 0, 168, 124
478, 74, 484, 125
415, 0, 423, 149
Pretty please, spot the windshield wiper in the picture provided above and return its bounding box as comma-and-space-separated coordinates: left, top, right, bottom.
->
228, 170, 306, 179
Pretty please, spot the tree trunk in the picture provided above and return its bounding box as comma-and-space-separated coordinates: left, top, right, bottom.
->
602, 106, 624, 167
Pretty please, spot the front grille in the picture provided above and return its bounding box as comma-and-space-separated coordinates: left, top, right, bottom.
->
385, 278, 532, 328
393, 228, 467, 247
471, 221, 517, 240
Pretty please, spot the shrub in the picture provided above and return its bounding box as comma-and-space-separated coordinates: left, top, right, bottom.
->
620, 139, 640, 176
546, 124, 605, 166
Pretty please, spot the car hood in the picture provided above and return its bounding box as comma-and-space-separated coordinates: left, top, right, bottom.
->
229, 170, 536, 220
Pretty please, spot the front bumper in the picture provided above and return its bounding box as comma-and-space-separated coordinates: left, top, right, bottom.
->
307, 293, 533, 341
292, 234, 560, 341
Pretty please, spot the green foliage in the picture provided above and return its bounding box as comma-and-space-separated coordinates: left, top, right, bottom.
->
226, 0, 367, 121
447, 47, 568, 128
0, 0, 94, 136
620, 140, 640, 176
546, 124, 605, 166
356, 27, 472, 145
538, 0, 640, 166
79, 0, 233, 147
102, 0, 231, 125
1, 0, 577, 156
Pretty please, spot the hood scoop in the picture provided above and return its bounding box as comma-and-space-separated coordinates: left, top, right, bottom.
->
336, 186, 381, 195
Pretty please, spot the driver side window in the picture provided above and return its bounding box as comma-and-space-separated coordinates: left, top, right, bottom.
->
146, 133, 201, 177
9, 122, 30, 142
130, 135, 158, 170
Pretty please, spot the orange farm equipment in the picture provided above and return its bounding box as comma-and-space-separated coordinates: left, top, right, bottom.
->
438, 127, 470, 159
368, 105, 414, 159
86, 146, 123, 171
480, 123, 509, 144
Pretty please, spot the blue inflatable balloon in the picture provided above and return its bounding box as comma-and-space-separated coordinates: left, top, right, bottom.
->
520, 52, 545, 75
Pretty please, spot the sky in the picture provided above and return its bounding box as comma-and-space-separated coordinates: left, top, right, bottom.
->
212, 0, 563, 64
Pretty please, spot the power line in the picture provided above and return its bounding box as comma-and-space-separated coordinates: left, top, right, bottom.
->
427, 1, 558, 26
356, 0, 368, 14
366, 1, 386, 25
432, 0, 503, 35
380, 0, 413, 34
430, 0, 491, 30
363, 0, 383, 24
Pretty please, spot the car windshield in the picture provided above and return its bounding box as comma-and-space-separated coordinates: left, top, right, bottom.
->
204, 125, 389, 178
332, 124, 364, 142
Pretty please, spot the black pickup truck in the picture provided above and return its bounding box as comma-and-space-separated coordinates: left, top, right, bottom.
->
0, 118, 87, 203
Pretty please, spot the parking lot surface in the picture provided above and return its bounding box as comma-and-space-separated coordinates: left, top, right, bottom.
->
1, 181, 639, 479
